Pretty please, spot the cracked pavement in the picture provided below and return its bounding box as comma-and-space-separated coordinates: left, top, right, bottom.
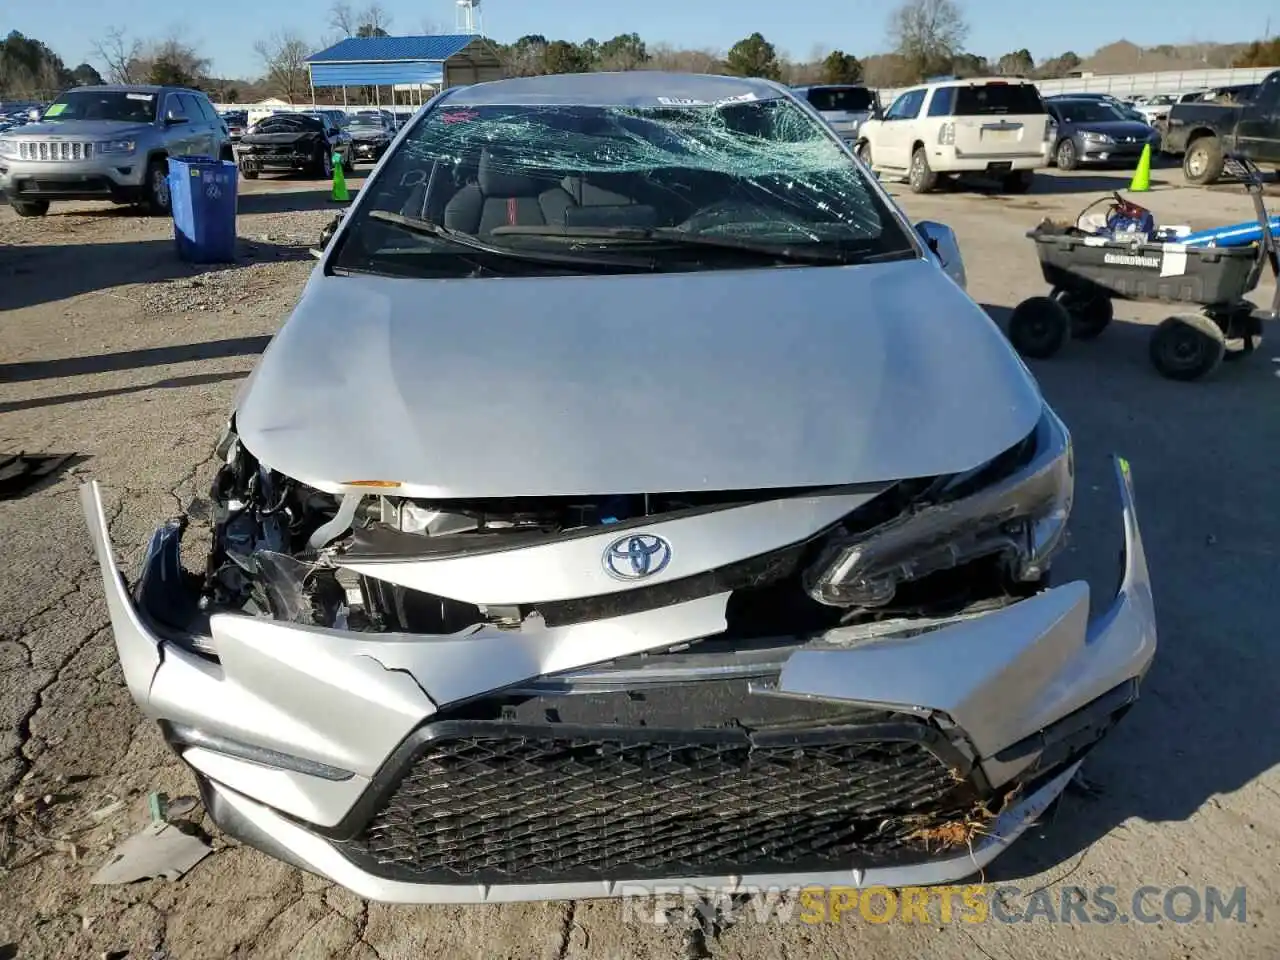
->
1, 169, 1277, 959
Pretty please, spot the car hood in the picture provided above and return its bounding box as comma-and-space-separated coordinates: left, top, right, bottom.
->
9, 120, 152, 138
235, 258, 1044, 498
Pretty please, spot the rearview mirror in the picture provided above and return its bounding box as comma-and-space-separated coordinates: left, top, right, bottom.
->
915, 221, 967, 290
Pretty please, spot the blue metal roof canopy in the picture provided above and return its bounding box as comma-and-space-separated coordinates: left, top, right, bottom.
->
306, 35, 495, 87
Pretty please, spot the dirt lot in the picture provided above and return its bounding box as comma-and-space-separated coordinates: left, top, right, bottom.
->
1, 165, 1277, 960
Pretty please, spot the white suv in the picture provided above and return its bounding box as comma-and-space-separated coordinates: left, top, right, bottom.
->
855, 78, 1051, 194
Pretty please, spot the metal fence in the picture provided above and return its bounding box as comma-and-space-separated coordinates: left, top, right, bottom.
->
875, 65, 1277, 104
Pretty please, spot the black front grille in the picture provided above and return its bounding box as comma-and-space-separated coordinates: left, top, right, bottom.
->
339, 719, 979, 884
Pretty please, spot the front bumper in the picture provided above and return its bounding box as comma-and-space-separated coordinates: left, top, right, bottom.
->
0, 155, 147, 202
351, 140, 388, 161
1078, 139, 1158, 164
236, 148, 316, 173
81, 458, 1155, 903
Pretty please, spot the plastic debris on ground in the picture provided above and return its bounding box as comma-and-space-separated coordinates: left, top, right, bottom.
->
90, 821, 211, 884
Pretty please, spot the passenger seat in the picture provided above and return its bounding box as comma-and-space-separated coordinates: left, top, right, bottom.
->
443, 149, 576, 233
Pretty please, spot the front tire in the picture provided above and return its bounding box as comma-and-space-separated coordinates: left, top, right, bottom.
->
1183, 135, 1224, 186
10, 199, 50, 217
1150, 314, 1226, 380
1056, 138, 1079, 171
908, 147, 937, 194
143, 157, 171, 216
315, 148, 334, 179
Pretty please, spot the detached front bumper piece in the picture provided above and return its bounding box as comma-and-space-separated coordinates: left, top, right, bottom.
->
81, 458, 1155, 903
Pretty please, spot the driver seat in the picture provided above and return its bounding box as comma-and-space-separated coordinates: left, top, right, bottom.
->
443, 149, 576, 234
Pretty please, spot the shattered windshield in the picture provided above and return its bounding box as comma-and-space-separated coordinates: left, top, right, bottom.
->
332, 96, 916, 277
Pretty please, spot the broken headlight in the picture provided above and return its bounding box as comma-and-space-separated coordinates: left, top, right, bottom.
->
805, 405, 1072, 607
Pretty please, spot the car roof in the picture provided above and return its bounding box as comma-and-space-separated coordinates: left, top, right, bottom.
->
445, 71, 787, 107
66, 84, 195, 95
916, 76, 1037, 89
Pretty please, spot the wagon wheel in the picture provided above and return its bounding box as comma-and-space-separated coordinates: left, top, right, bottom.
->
1149, 314, 1226, 381
1052, 288, 1114, 340
1008, 296, 1070, 359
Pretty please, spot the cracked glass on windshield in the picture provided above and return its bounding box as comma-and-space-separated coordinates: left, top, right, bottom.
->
332, 93, 916, 277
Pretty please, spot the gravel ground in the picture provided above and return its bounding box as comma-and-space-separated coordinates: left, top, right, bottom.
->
1, 166, 1277, 960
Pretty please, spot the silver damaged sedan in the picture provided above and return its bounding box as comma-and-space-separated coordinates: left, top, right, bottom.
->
82, 72, 1157, 903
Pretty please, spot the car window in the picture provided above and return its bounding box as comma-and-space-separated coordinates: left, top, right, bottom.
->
926, 86, 955, 117
803, 86, 875, 112
192, 95, 219, 122
1255, 74, 1280, 109
954, 83, 1044, 116
40, 90, 158, 123
179, 94, 207, 122
164, 94, 189, 122
1053, 100, 1125, 123
334, 97, 918, 279
885, 89, 925, 120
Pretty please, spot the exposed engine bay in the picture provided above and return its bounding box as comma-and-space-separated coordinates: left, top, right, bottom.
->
145, 409, 1073, 657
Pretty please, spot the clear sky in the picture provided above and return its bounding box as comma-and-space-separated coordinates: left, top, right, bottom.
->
13, 0, 1275, 80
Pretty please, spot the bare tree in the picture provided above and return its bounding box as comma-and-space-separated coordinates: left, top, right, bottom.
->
254, 31, 313, 103
330, 2, 357, 37
146, 32, 211, 86
358, 3, 393, 37
92, 26, 143, 84
887, 0, 969, 80
420, 18, 446, 35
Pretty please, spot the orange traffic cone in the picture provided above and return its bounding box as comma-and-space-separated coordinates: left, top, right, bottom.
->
1129, 144, 1152, 193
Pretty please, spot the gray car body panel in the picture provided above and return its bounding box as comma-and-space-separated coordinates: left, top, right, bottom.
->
236, 260, 1042, 498
80, 453, 1155, 898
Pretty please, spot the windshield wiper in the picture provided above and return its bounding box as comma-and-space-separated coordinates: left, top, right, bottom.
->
487, 224, 899, 265
365, 210, 656, 270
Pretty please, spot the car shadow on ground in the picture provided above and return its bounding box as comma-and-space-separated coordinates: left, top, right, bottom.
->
237, 185, 360, 215
0, 337, 271, 384
0, 237, 315, 312
975, 305, 1280, 881
0, 370, 250, 414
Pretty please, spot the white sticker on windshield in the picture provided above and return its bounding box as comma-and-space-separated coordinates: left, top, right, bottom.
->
656, 97, 708, 106
715, 92, 760, 105
126, 93, 155, 101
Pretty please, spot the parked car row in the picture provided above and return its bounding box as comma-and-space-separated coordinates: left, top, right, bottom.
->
818, 71, 1278, 193
233, 108, 397, 180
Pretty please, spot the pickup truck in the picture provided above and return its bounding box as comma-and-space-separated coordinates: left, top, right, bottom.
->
1162, 69, 1280, 184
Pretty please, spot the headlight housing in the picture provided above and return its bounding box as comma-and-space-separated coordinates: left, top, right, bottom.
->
98, 139, 136, 155
0, 138, 17, 159
804, 406, 1073, 607
1082, 131, 1113, 144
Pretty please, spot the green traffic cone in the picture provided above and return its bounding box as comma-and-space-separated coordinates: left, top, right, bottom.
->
331, 152, 349, 203
1129, 144, 1152, 193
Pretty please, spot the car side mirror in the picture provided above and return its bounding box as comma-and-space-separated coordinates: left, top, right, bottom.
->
915, 221, 967, 290
165, 113, 188, 126
870, 106, 884, 121
28, 108, 42, 121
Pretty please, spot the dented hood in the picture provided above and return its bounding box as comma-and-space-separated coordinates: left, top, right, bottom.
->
235, 259, 1043, 498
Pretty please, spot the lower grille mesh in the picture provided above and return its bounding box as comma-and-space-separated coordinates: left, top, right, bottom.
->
342, 722, 975, 884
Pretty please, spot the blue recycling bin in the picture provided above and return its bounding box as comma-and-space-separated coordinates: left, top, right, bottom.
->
167, 156, 238, 264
